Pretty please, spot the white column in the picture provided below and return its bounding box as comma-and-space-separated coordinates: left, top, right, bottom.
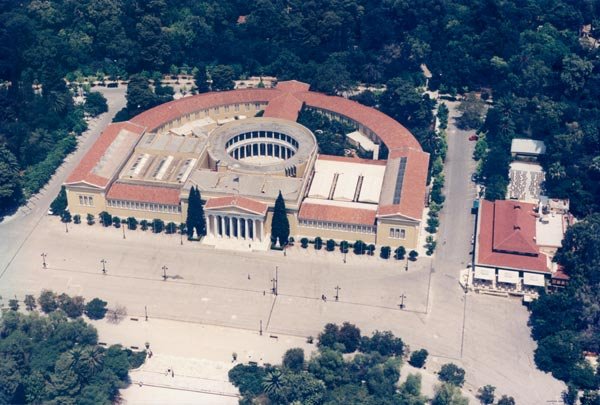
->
251, 219, 255, 241
220, 216, 225, 238
260, 220, 264, 241
212, 215, 217, 237
228, 216, 232, 238
243, 218, 248, 239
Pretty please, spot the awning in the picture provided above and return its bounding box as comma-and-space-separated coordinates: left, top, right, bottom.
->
498, 270, 520, 284
474, 266, 495, 281
523, 272, 545, 287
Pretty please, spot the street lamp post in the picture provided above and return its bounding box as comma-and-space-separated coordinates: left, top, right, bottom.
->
65, 221, 68, 233
271, 266, 278, 295
399, 293, 407, 310
260, 320, 263, 336
122, 224, 126, 239
41, 253, 47, 269
334, 285, 341, 301
101, 259, 107, 275
405, 257, 409, 272
162, 265, 168, 281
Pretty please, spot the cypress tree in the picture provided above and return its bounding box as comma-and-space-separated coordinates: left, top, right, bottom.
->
186, 187, 197, 240
186, 187, 207, 240
271, 191, 290, 247
196, 188, 206, 237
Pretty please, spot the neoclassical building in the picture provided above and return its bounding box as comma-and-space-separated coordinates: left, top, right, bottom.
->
65, 80, 429, 248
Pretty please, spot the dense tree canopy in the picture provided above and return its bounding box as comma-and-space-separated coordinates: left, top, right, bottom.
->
0, 311, 144, 404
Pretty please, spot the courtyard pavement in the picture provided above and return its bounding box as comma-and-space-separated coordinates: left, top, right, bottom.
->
0, 98, 566, 404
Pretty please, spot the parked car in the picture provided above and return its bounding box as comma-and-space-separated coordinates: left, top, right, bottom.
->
468, 135, 479, 141
471, 173, 478, 183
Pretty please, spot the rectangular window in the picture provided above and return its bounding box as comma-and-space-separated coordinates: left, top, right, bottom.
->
255, 103, 260, 110
89, 196, 93, 206
79, 196, 84, 205
235, 104, 240, 112
245, 103, 250, 111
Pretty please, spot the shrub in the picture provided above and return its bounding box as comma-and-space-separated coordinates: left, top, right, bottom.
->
409, 250, 419, 261
85, 298, 108, 320
112, 216, 121, 228
99, 211, 112, 227
314, 237, 323, 250
140, 219, 149, 231
394, 246, 406, 260
326, 239, 336, 251
409, 349, 429, 368
73, 214, 81, 224
165, 222, 177, 234
353, 240, 366, 255
340, 240, 349, 253
301, 237, 309, 248
127, 217, 138, 230
61, 211, 72, 223
438, 363, 466, 387
86, 213, 95, 225
380, 246, 391, 259
366, 244, 376, 255
152, 219, 164, 233
84, 91, 109, 116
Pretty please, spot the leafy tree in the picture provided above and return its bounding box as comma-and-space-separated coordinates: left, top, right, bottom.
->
24, 295, 37, 311
58, 294, 85, 318
340, 240, 349, 254
262, 368, 284, 399
497, 395, 516, 405
165, 222, 177, 234
437, 103, 449, 130
8, 299, 19, 311
338, 322, 362, 353
314, 237, 323, 250
409, 250, 419, 261
271, 191, 290, 247
301, 237, 309, 248
152, 218, 164, 233
61, 211, 72, 223
38, 290, 58, 313
127, 217, 137, 230
409, 349, 428, 368
456, 93, 485, 130
278, 371, 326, 404
99, 212, 112, 227
318, 323, 340, 350
432, 383, 469, 405
84, 92, 108, 117
229, 363, 267, 398
477, 385, 496, 404
210, 65, 236, 91
85, 298, 108, 320
353, 240, 366, 255
282, 348, 305, 372
86, 213, 95, 225
194, 64, 210, 92
73, 214, 81, 224
360, 331, 404, 357
438, 363, 466, 387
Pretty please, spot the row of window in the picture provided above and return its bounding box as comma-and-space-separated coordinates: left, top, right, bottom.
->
225, 131, 299, 148
107, 199, 181, 213
79, 195, 94, 206
389, 227, 406, 240
298, 219, 375, 234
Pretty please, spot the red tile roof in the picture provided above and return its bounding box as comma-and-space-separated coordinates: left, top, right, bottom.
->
66, 122, 146, 188
204, 195, 268, 215
106, 182, 181, 205
298, 203, 376, 226
477, 200, 549, 273
130, 89, 278, 131
492, 200, 539, 254
263, 92, 304, 121
317, 154, 388, 166
377, 148, 429, 221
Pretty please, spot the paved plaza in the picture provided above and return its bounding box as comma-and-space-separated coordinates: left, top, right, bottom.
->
0, 99, 565, 404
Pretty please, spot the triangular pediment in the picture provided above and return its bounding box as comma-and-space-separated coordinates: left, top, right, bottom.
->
64, 181, 104, 190
205, 205, 264, 216
377, 213, 420, 224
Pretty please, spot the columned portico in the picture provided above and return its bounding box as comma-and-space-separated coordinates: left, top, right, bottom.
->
207, 213, 265, 241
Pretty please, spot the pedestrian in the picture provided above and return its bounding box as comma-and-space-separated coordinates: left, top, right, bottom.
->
263, 290, 265, 296
248, 274, 251, 280
171, 370, 174, 378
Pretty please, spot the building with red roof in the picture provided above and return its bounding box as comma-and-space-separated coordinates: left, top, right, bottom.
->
65, 80, 429, 248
